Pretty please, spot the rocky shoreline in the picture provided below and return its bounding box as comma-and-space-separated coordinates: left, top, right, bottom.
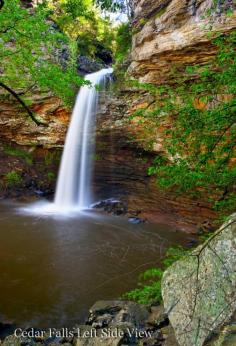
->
0, 300, 177, 346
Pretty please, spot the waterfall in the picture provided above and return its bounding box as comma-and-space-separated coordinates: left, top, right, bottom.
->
54, 68, 113, 210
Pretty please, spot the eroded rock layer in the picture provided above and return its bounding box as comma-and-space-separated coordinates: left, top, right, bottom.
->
0, 89, 69, 147
129, 0, 236, 83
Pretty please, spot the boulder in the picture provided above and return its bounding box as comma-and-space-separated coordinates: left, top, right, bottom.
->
87, 300, 149, 329
162, 214, 236, 346
205, 312, 236, 345
92, 199, 128, 216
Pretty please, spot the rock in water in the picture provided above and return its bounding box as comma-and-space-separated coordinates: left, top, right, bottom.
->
162, 214, 236, 346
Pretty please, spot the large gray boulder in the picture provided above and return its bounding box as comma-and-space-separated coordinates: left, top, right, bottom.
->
162, 214, 236, 346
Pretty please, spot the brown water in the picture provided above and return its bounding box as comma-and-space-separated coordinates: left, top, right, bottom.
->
0, 200, 187, 328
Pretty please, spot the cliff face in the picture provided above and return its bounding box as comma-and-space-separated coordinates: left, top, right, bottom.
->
129, 0, 236, 83
94, 92, 217, 232
0, 89, 69, 199
96, 0, 235, 229
0, 89, 69, 147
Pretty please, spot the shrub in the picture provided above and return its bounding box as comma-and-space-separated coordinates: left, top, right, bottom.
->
123, 246, 188, 305
47, 172, 55, 180
5, 171, 22, 187
45, 152, 56, 166
114, 22, 132, 64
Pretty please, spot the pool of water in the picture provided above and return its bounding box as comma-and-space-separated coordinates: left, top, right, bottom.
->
0, 200, 187, 328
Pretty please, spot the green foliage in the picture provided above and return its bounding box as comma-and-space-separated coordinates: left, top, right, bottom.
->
155, 7, 167, 18
124, 278, 162, 305
0, 0, 86, 107
93, 153, 102, 161
44, 151, 60, 166
93, 0, 133, 19
123, 246, 188, 304
59, 0, 93, 20
94, 0, 125, 12
114, 22, 131, 64
47, 171, 55, 180
199, 232, 214, 242
49, 0, 115, 61
162, 246, 189, 267
4, 146, 33, 165
77, 19, 115, 60
203, 0, 234, 18
5, 171, 22, 187
130, 31, 236, 215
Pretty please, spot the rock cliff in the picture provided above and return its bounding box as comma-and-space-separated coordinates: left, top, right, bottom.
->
129, 0, 236, 84
94, 91, 218, 231
0, 89, 69, 147
162, 214, 236, 346
98, 0, 236, 230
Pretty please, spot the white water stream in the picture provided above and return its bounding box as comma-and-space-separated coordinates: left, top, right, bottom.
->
54, 68, 113, 210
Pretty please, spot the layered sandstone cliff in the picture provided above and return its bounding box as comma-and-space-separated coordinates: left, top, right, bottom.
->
0, 89, 69, 147
129, 0, 236, 83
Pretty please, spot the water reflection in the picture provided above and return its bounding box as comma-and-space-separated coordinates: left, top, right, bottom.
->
0, 201, 187, 328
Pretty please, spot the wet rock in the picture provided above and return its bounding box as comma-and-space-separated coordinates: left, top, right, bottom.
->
197, 220, 214, 235
138, 330, 163, 346
161, 325, 178, 346
2, 335, 33, 346
128, 217, 146, 224
185, 238, 199, 248
147, 306, 168, 329
73, 333, 123, 346
0, 302, 181, 346
0, 322, 16, 339
77, 56, 104, 76
34, 189, 44, 196
83, 300, 176, 345
88, 301, 149, 329
127, 210, 142, 218
73, 325, 125, 346
92, 199, 128, 216
162, 214, 236, 346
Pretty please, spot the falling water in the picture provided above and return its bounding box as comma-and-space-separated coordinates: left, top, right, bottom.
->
54, 68, 113, 210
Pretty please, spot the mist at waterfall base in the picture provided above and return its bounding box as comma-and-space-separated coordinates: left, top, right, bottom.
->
24, 68, 113, 216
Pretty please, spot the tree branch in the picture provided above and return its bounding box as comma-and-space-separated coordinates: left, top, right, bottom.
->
0, 82, 47, 126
